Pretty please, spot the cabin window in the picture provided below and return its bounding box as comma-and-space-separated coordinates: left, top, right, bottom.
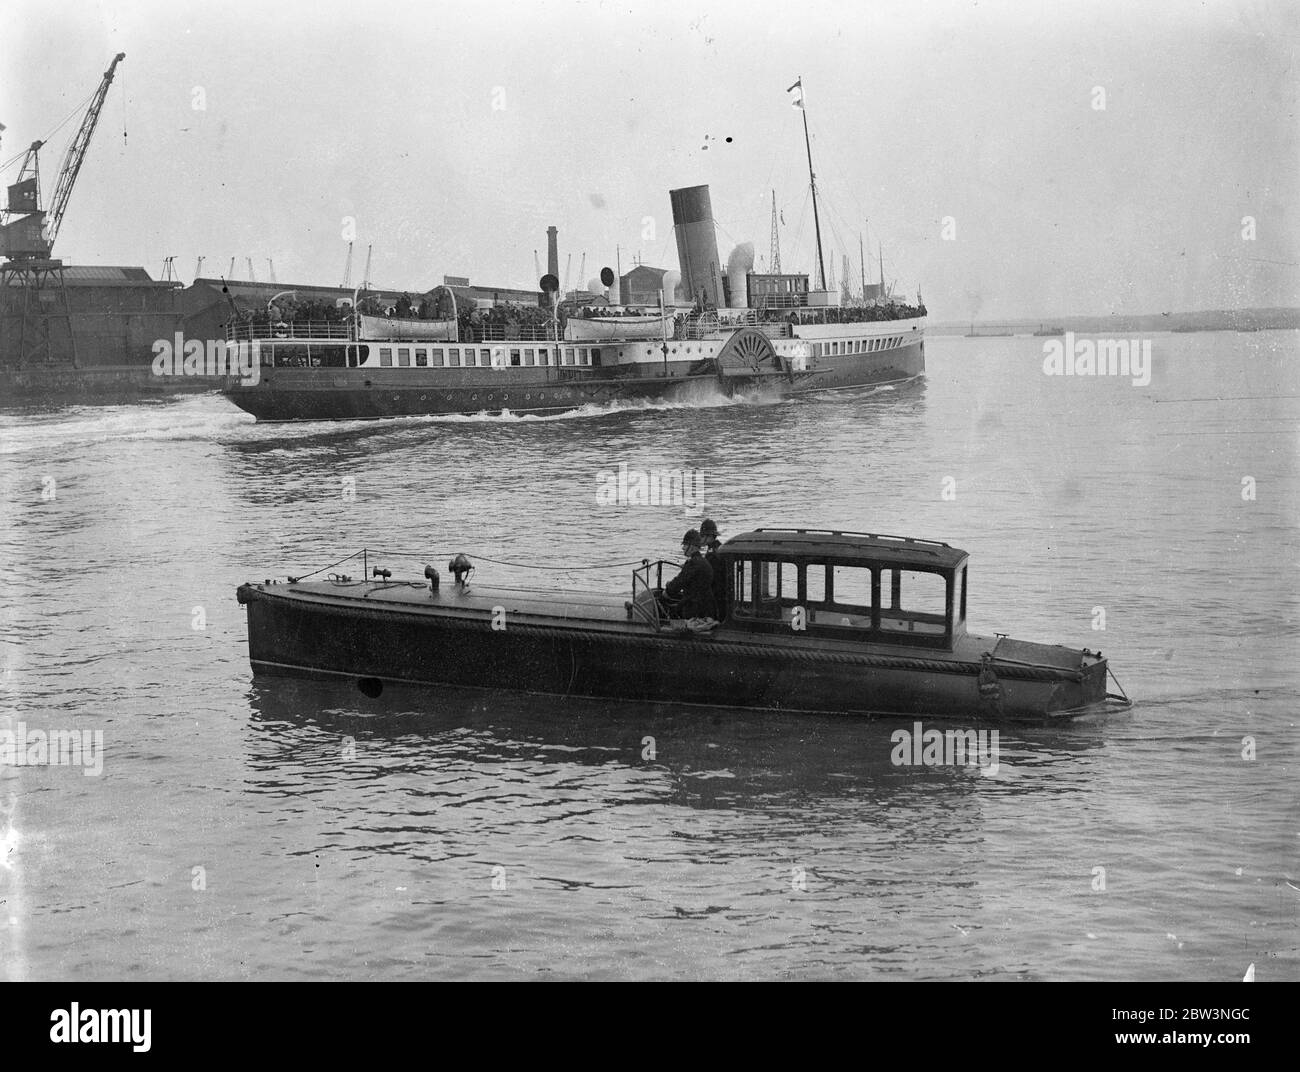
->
732, 559, 802, 623
804, 563, 826, 604
478, 348, 490, 366
879, 569, 948, 636
757, 560, 797, 609
734, 560, 753, 605
415, 348, 428, 367
398, 348, 411, 367
591, 348, 602, 366
524, 348, 535, 366
379, 348, 393, 367
830, 565, 875, 628
563, 348, 575, 366
510, 349, 521, 367
313, 344, 347, 368
440, 349, 451, 367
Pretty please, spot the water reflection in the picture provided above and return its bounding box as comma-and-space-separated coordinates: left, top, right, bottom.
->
243, 675, 1108, 814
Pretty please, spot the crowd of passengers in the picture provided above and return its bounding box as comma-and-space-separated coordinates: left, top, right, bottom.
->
234, 293, 928, 340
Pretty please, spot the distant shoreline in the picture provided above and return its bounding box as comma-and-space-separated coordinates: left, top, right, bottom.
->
932, 309, 1300, 336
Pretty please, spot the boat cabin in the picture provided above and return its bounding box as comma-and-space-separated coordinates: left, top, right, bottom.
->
718, 529, 968, 650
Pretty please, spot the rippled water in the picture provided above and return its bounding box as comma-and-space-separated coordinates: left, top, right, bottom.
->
1, 332, 1296, 980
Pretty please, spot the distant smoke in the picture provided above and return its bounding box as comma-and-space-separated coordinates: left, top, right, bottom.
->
726, 242, 755, 276
662, 269, 681, 303
726, 242, 755, 308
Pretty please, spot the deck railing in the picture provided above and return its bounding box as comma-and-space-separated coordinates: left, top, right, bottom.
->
225, 320, 352, 342
464, 323, 558, 343
630, 560, 669, 629
221, 305, 923, 345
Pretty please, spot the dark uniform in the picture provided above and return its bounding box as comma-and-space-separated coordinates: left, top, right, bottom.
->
703, 538, 725, 619
665, 551, 716, 620
700, 520, 725, 620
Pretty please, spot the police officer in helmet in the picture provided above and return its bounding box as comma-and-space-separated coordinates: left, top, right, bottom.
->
700, 519, 726, 621
663, 528, 717, 623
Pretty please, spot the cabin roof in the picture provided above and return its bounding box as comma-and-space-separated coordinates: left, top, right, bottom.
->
721, 528, 969, 569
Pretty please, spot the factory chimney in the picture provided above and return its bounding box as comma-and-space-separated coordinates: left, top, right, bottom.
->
546, 226, 559, 280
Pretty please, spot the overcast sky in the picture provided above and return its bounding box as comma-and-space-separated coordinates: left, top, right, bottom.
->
2, 0, 1296, 318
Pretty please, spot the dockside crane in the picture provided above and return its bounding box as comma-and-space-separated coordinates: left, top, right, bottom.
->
341, 242, 353, 288
362, 244, 372, 290
0, 52, 126, 368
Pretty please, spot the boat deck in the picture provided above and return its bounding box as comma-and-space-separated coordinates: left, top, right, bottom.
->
248, 579, 1094, 672
283, 578, 639, 625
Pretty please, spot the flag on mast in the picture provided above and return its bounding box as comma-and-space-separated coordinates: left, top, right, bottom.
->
787, 78, 804, 108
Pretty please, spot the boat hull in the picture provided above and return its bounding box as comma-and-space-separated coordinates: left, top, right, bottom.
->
237, 581, 1107, 722
222, 329, 925, 420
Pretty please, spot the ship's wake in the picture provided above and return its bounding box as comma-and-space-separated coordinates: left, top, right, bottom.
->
0, 377, 812, 454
